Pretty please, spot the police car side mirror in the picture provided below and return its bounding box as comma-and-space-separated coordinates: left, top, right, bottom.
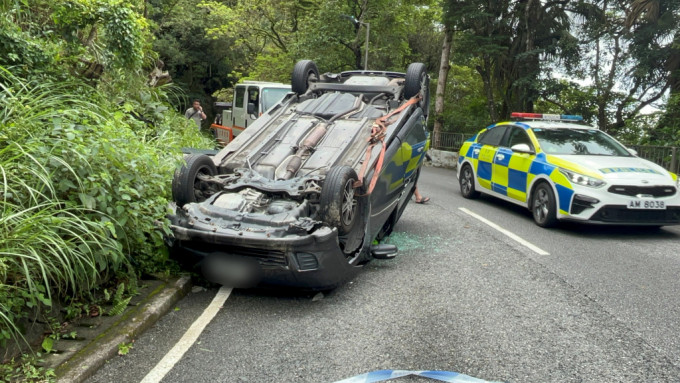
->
511, 143, 534, 154
627, 147, 638, 156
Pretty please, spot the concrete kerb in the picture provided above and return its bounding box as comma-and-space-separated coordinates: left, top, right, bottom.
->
55, 276, 192, 383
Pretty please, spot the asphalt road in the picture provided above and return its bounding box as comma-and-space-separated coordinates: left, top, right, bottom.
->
87, 166, 680, 383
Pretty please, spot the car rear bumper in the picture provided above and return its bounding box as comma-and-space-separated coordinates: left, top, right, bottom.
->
169, 224, 363, 290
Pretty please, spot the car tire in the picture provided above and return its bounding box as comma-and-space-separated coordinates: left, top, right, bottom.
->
291, 60, 319, 95
319, 166, 366, 253
404, 62, 429, 117
531, 182, 558, 228
459, 164, 480, 199
172, 154, 217, 207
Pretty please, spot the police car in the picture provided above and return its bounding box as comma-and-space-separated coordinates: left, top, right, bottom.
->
457, 113, 680, 227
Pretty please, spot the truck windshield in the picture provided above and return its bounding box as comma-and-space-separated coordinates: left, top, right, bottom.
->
262, 88, 290, 112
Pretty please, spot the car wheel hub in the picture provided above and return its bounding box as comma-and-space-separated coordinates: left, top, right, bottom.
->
462, 169, 473, 194
341, 179, 357, 226
534, 189, 549, 222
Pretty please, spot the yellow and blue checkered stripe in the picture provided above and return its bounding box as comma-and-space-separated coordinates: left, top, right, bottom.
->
459, 139, 576, 215
382, 136, 428, 191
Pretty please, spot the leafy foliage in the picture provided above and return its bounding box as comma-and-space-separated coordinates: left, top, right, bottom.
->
445, 0, 576, 120
51, 0, 149, 69
0, 0, 212, 354
107, 282, 132, 316
0, 353, 56, 382
438, 63, 490, 132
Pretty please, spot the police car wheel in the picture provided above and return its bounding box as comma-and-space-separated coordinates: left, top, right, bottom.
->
172, 154, 217, 207
459, 164, 480, 199
319, 166, 366, 254
404, 62, 429, 116
532, 182, 558, 228
291, 60, 319, 95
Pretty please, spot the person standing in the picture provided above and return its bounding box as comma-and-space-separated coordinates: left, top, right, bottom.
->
185, 99, 206, 130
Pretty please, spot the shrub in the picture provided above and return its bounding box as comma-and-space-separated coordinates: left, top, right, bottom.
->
0, 64, 211, 348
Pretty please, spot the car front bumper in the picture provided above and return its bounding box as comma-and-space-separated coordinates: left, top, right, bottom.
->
168, 220, 363, 291
559, 184, 680, 225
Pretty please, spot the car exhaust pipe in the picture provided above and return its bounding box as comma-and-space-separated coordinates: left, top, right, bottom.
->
281, 123, 328, 180
280, 96, 362, 180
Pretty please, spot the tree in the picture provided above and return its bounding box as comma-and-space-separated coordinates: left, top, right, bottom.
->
433, 24, 453, 143
547, 0, 679, 138
443, 0, 577, 121
625, 0, 680, 145
146, 0, 241, 114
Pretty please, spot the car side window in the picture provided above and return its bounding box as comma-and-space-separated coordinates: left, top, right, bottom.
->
247, 87, 259, 115
504, 126, 534, 150
404, 116, 427, 146
478, 126, 507, 146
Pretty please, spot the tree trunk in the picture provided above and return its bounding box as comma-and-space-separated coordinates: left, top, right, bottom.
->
433, 26, 453, 147
477, 55, 497, 122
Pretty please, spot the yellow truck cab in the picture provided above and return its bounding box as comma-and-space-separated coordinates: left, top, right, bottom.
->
210, 81, 291, 145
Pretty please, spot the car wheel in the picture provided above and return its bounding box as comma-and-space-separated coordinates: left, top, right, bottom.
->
172, 154, 217, 207
319, 166, 366, 253
291, 60, 319, 95
404, 62, 429, 117
459, 164, 480, 199
532, 182, 558, 228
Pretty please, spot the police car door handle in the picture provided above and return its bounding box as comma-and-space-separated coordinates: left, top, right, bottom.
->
473, 149, 480, 155
496, 154, 505, 161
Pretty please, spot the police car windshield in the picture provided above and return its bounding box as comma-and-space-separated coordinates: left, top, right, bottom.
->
531, 128, 631, 156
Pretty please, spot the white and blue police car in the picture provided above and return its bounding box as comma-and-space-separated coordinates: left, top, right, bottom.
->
457, 113, 680, 227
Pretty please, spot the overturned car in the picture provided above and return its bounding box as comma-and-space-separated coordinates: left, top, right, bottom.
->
168, 60, 430, 290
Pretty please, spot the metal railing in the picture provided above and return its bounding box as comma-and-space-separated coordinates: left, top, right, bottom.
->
626, 145, 679, 174
430, 131, 473, 153
430, 131, 680, 174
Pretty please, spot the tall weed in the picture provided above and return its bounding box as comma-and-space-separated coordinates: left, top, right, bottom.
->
0, 142, 122, 347
0, 64, 210, 347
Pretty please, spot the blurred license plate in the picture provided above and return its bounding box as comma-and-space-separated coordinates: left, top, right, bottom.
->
627, 200, 666, 210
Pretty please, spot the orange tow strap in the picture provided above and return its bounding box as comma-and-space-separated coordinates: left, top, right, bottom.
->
354, 95, 422, 195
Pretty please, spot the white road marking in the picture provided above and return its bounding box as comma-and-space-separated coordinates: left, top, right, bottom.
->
140, 286, 233, 383
459, 207, 550, 256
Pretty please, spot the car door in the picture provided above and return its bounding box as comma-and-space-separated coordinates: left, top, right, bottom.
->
242, 86, 260, 133
491, 125, 536, 203
369, 109, 426, 237
474, 125, 508, 192
232, 85, 246, 130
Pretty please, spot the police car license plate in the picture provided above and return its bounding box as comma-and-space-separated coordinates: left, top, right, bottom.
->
627, 200, 666, 210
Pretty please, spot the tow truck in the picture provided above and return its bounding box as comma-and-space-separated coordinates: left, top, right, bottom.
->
210, 81, 291, 145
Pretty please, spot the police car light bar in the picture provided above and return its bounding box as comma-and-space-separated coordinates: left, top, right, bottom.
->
511, 112, 583, 121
